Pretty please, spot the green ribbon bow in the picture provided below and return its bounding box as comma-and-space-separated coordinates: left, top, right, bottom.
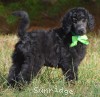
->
70, 35, 89, 47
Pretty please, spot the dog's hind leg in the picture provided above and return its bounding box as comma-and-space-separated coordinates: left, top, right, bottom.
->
7, 51, 24, 86
16, 55, 33, 84
17, 55, 43, 84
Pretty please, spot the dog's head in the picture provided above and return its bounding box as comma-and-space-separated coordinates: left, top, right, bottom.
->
62, 7, 95, 35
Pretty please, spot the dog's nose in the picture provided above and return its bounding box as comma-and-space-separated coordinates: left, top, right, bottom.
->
79, 29, 84, 33
78, 29, 85, 35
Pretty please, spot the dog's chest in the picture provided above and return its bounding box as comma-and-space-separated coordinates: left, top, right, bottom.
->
71, 42, 87, 59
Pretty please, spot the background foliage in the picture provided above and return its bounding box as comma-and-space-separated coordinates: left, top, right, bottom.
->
0, 0, 100, 34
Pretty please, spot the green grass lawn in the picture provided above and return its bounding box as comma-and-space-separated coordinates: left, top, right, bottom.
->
0, 32, 100, 97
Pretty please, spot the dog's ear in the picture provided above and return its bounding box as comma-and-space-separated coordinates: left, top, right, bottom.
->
61, 11, 73, 34
87, 12, 95, 30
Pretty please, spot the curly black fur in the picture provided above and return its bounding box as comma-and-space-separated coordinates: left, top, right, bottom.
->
7, 7, 94, 86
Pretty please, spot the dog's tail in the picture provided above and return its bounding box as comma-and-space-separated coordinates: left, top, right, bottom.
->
12, 11, 30, 38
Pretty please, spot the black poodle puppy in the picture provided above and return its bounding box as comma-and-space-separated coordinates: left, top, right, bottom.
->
7, 7, 94, 86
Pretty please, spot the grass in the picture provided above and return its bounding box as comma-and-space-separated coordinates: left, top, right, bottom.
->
0, 32, 100, 97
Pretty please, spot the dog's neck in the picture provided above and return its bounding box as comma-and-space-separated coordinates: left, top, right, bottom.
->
54, 27, 72, 45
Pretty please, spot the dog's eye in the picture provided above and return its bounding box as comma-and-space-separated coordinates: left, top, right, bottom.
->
73, 18, 77, 23
82, 19, 86, 22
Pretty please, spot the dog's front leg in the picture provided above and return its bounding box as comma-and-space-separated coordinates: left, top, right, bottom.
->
61, 57, 79, 81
